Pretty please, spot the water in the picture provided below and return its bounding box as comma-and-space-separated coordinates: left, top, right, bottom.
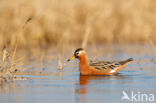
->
0, 44, 156, 103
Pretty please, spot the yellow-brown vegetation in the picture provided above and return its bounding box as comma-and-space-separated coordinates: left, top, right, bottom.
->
0, 0, 156, 48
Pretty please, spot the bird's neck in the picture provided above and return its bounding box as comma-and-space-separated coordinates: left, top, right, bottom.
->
79, 53, 91, 75
79, 53, 89, 66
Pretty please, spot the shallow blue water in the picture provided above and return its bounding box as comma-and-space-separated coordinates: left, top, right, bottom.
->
1, 45, 156, 103
1, 71, 156, 103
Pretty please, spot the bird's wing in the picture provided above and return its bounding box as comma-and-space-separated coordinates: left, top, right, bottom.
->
89, 60, 121, 71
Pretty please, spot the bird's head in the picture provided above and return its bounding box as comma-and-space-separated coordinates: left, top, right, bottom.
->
67, 48, 86, 61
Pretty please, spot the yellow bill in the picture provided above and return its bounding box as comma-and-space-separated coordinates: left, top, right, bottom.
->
67, 56, 75, 62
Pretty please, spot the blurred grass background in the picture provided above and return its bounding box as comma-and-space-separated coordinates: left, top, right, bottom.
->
0, 0, 156, 48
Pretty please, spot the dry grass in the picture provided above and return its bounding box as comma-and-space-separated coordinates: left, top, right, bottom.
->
0, 0, 156, 48
0, 45, 25, 82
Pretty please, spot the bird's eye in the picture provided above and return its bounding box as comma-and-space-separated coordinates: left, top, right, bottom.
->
76, 52, 79, 55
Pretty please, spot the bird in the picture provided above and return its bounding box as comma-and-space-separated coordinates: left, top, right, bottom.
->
67, 48, 133, 75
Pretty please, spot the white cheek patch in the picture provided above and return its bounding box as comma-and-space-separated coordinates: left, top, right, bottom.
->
78, 51, 85, 55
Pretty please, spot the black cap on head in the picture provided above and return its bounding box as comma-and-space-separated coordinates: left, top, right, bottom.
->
75, 48, 84, 53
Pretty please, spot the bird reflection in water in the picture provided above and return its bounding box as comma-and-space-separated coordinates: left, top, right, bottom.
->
75, 74, 129, 103
76, 74, 129, 94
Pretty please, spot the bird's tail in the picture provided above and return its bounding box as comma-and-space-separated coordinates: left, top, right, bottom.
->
119, 58, 134, 65
126, 58, 134, 62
